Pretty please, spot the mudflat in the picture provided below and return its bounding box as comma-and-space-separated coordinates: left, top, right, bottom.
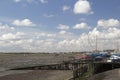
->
0, 53, 76, 80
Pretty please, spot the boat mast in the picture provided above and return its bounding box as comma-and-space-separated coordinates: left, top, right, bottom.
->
116, 35, 119, 52
95, 35, 98, 52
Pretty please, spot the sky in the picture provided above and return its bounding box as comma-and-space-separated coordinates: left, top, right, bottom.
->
0, 0, 120, 52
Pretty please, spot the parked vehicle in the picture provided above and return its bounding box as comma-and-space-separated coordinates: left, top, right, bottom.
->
108, 53, 120, 62
88, 52, 110, 61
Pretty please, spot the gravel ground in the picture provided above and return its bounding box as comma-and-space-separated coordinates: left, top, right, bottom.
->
88, 68, 120, 80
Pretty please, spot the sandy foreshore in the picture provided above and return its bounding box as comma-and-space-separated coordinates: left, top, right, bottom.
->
0, 70, 72, 80
89, 68, 120, 80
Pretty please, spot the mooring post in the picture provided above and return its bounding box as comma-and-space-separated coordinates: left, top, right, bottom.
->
112, 63, 114, 69
78, 64, 80, 76
72, 62, 79, 80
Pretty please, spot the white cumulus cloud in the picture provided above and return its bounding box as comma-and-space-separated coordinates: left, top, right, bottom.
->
73, 0, 93, 14
63, 6, 70, 11
1, 18, 120, 52
59, 30, 67, 35
39, 0, 48, 3
97, 19, 120, 28
12, 19, 36, 27
0, 23, 14, 30
73, 22, 90, 29
14, 0, 21, 3
57, 24, 70, 30
14, 0, 48, 4
0, 32, 24, 40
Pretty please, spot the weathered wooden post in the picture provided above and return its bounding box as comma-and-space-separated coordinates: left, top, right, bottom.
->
72, 62, 78, 80
112, 63, 114, 69
91, 57, 95, 75
78, 63, 80, 76
78, 63, 81, 80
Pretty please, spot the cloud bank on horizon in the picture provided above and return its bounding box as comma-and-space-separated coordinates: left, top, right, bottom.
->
0, 0, 120, 52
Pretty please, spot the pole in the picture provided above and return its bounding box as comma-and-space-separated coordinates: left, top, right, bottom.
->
95, 35, 98, 52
